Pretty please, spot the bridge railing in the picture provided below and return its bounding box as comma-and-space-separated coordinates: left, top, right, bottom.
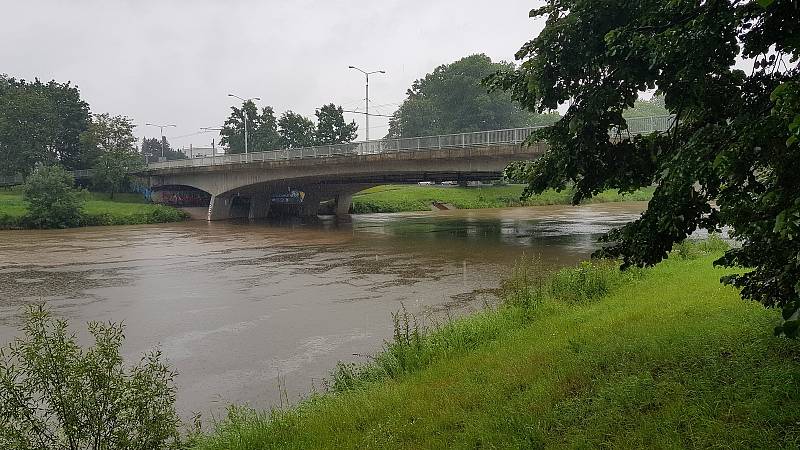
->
0, 174, 24, 186
144, 115, 675, 171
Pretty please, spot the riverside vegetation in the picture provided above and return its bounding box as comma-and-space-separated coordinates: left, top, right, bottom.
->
0, 188, 187, 229
190, 236, 800, 449
351, 184, 653, 213
0, 168, 187, 230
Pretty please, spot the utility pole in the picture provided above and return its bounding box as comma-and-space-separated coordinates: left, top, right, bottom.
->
348, 66, 385, 143
228, 93, 261, 154
201, 127, 222, 162
145, 123, 176, 159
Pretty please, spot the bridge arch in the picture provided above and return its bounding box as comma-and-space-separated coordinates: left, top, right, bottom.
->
203, 180, 380, 221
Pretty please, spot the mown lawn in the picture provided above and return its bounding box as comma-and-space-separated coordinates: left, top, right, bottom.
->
192, 244, 800, 449
351, 184, 654, 213
0, 188, 187, 228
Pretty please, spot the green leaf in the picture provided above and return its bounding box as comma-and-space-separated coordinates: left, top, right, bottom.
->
757, 0, 775, 7
770, 82, 788, 102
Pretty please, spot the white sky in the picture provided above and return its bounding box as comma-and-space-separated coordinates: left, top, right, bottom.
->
2, 1, 547, 149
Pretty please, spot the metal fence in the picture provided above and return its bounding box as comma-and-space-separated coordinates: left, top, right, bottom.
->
615, 115, 676, 134
0, 171, 92, 187
0, 174, 24, 186
145, 115, 676, 171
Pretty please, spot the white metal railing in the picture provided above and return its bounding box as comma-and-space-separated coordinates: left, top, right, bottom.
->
145, 115, 675, 171
0, 174, 24, 186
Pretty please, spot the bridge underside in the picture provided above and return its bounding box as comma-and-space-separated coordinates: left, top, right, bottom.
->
144, 143, 545, 220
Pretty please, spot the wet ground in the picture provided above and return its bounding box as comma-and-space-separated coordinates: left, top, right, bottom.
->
0, 202, 645, 418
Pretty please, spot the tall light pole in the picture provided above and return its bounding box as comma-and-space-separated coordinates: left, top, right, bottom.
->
348, 66, 385, 143
145, 123, 176, 159
228, 93, 261, 154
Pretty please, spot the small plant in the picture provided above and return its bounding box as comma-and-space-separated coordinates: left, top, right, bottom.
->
503, 258, 641, 307
548, 260, 622, 304
22, 165, 84, 229
0, 305, 182, 450
670, 234, 730, 260
500, 256, 549, 308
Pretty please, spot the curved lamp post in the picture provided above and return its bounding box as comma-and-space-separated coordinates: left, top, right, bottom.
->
228, 93, 261, 154
348, 66, 385, 143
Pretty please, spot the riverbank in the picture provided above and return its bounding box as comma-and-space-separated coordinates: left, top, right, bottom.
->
192, 240, 800, 449
351, 184, 654, 213
0, 188, 188, 229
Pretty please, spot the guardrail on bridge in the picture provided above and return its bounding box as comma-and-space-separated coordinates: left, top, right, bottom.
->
146, 115, 676, 171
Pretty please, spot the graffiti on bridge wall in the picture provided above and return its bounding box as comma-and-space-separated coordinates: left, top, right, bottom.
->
152, 190, 211, 207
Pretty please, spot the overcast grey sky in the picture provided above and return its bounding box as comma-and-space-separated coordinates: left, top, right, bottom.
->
1, 1, 546, 149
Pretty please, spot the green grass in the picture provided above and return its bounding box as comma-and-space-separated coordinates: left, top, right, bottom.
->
191, 241, 800, 449
351, 184, 654, 213
0, 188, 188, 229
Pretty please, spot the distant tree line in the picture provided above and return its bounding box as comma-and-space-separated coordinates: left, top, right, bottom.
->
220, 103, 358, 153
141, 136, 186, 161
388, 54, 561, 138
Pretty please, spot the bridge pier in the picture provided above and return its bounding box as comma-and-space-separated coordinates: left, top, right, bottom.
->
335, 191, 354, 217
300, 191, 322, 217
207, 195, 232, 221
248, 191, 272, 219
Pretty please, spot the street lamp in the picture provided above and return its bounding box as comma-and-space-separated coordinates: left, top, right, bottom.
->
228, 93, 261, 154
145, 123, 176, 159
348, 66, 385, 143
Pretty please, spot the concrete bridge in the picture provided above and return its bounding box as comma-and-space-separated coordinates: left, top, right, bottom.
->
145, 115, 674, 220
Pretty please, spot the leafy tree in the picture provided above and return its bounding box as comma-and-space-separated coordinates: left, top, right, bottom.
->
315, 103, 358, 145
220, 101, 281, 154
387, 54, 559, 138
278, 111, 316, 148
0, 75, 91, 175
0, 305, 182, 449
83, 114, 143, 199
141, 137, 186, 161
21, 165, 83, 229
488, 0, 800, 335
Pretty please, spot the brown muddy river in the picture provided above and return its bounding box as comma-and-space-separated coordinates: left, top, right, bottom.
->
0, 202, 645, 419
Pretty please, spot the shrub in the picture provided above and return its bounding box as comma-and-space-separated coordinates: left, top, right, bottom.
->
22, 165, 84, 229
0, 213, 22, 229
0, 305, 182, 449
671, 233, 730, 260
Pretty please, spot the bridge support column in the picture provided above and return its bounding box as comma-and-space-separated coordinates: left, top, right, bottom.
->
335, 192, 354, 217
248, 191, 272, 219
207, 195, 232, 221
300, 191, 322, 217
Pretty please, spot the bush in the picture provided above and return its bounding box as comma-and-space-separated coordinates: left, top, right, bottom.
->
0, 305, 182, 449
22, 165, 84, 229
670, 233, 730, 260
0, 213, 22, 229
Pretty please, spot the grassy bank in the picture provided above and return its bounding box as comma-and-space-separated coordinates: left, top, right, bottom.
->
192, 240, 800, 449
0, 188, 188, 229
351, 184, 654, 213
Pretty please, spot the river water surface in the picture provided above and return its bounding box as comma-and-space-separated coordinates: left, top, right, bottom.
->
0, 202, 644, 418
